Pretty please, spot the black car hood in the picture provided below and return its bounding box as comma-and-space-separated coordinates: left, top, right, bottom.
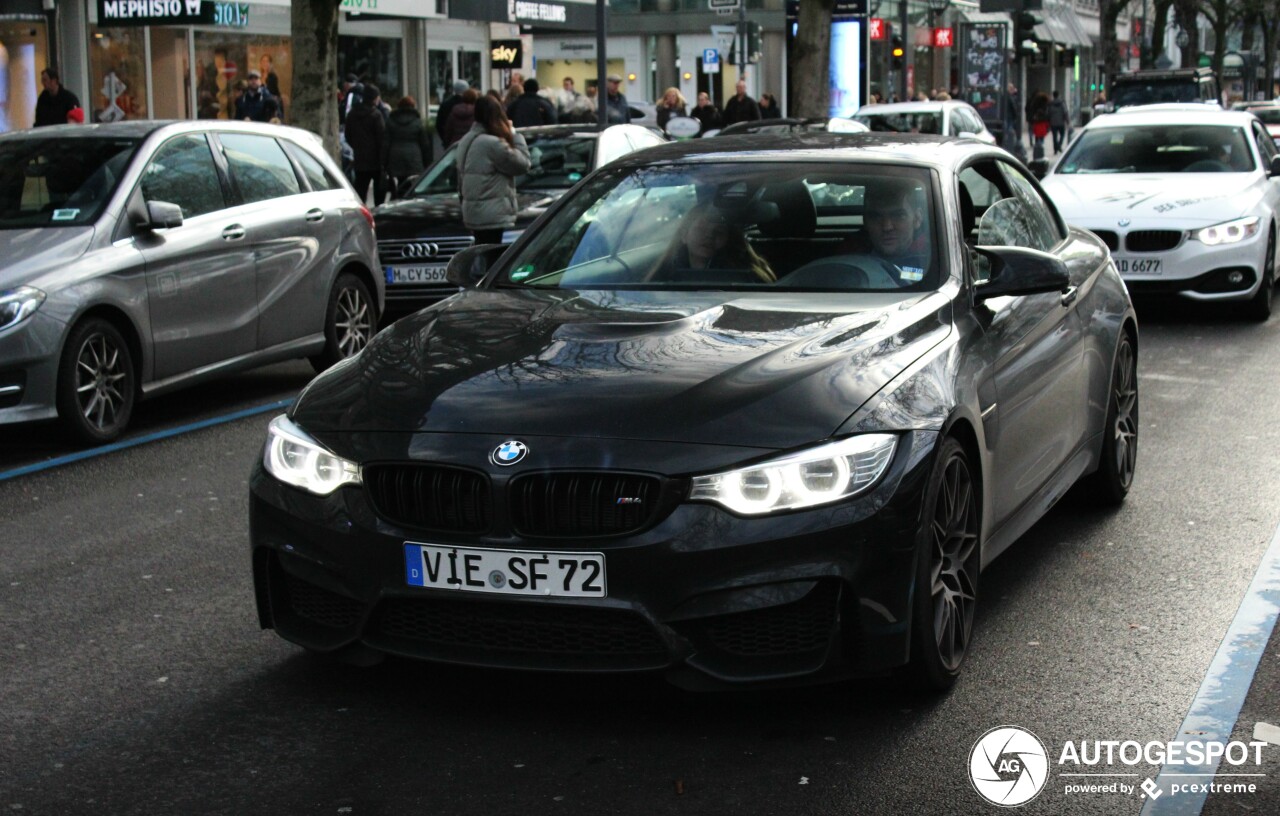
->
373, 191, 562, 240
293, 288, 952, 449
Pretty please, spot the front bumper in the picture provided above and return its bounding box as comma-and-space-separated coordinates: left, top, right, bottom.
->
1077, 220, 1269, 302
0, 311, 67, 425
249, 429, 940, 687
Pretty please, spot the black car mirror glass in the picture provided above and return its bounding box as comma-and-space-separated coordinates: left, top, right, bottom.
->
972, 245, 1069, 301
1270, 155, 1280, 177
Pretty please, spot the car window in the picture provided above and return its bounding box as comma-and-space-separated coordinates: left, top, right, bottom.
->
855, 112, 942, 135
0, 136, 140, 228
947, 111, 965, 136
998, 162, 1063, 249
1057, 125, 1256, 173
140, 134, 226, 219
412, 146, 458, 195
219, 133, 302, 204
1253, 123, 1277, 164
958, 108, 983, 134
522, 136, 596, 188
283, 141, 343, 192
493, 161, 940, 293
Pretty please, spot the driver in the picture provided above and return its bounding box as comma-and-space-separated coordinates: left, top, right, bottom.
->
860, 178, 930, 282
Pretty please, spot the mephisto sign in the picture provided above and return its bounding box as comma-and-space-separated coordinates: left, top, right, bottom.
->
98, 0, 213, 26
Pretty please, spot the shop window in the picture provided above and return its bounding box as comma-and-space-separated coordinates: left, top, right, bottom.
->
219, 133, 301, 203
339, 36, 403, 104
195, 32, 291, 122
88, 26, 148, 122
0, 20, 49, 133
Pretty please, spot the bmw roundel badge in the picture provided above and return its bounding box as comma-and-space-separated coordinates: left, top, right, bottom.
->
490, 440, 528, 466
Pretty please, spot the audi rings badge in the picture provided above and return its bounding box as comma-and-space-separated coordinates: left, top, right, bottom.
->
403, 242, 441, 259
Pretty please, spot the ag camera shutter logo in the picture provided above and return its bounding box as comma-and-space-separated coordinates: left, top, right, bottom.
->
969, 726, 1050, 807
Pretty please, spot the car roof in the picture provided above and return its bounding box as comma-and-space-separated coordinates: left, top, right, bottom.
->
0, 119, 325, 146
513, 123, 655, 140
857, 101, 967, 114
608, 131, 997, 172
1089, 107, 1255, 127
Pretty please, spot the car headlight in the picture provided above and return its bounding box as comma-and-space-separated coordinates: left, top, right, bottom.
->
263, 414, 361, 495
0, 286, 46, 331
689, 434, 898, 516
1195, 216, 1259, 246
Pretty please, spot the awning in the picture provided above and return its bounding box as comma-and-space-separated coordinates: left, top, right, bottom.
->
1034, 1, 1092, 49
959, 9, 1013, 27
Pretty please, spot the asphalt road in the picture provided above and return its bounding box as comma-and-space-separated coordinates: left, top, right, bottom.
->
3, 300, 1280, 816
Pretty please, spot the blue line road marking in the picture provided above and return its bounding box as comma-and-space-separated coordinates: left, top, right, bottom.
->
1143, 521, 1280, 815
0, 399, 294, 483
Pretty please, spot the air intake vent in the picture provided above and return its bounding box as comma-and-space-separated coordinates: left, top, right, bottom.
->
1091, 230, 1120, 252
510, 472, 662, 538
1125, 230, 1182, 252
364, 464, 491, 533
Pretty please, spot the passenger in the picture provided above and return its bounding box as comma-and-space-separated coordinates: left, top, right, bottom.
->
653, 203, 775, 282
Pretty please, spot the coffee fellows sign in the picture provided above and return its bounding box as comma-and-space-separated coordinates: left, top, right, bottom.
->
97, 0, 215, 26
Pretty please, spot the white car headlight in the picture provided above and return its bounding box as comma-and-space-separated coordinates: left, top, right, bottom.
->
263, 415, 361, 495
1195, 216, 1259, 246
0, 286, 46, 331
689, 435, 898, 516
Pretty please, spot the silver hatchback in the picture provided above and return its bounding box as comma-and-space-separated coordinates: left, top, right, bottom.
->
0, 120, 382, 443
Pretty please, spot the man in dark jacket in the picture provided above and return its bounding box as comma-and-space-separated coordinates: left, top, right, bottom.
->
345, 84, 388, 205
1047, 90, 1069, 154
604, 74, 631, 124
507, 78, 557, 128
691, 91, 721, 136
435, 79, 469, 138
721, 80, 761, 127
34, 68, 80, 127
234, 70, 277, 122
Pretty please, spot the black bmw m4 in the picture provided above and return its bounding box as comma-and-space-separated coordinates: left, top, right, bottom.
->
249, 134, 1138, 691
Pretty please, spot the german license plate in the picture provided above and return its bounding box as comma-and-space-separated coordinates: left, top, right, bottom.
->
404, 543, 607, 598
388, 265, 448, 284
1113, 256, 1162, 275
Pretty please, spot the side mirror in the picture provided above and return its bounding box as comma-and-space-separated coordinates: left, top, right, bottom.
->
446, 243, 508, 288
1269, 155, 1280, 177
1027, 158, 1050, 180
135, 200, 183, 230
972, 245, 1070, 301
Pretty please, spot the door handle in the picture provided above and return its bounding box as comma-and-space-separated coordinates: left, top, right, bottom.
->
304, 208, 324, 223
222, 225, 247, 241
1060, 286, 1078, 307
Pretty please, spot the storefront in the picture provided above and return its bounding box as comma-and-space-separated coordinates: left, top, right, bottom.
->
0, 0, 52, 133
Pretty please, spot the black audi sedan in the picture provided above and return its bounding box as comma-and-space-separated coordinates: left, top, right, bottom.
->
249, 133, 1138, 691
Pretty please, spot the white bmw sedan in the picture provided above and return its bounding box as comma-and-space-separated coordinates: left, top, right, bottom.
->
1040, 107, 1280, 319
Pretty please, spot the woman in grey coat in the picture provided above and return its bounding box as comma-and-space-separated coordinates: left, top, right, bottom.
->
456, 96, 531, 245
386, 96, 432, 198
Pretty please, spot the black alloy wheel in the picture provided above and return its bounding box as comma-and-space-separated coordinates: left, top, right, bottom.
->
1083, 331, 1138, 505
56, 318, 135, 444
906, 437, 980, 691
311, 273, 376, 373
1243, 226, 1274, 321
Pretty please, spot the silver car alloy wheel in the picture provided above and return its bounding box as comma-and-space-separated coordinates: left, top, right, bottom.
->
74, 331, 129, 432
1111, 336, 1138, 490
335, 285, 372, 358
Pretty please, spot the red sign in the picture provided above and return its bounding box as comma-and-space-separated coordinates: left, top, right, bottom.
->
932, 27, 954, 48
870, 18, 886, 41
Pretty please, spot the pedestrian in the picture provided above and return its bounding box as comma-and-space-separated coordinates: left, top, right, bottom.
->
503, 72, 525, 107
345, 83, 388, 206
934, 91, 951, 101
507, 78, 558, 127
259, 54, 283, 120
556, 76, 582, 121
691, 91, 721, 135
1026, 89, 1050, 159
721, 80, 761, 127
758, 92, 781, 118
339, 74, 361, 125
656, 87, 688, 133
387, 96, 433, 198
604, 74, 631, 124
1048, 90, 1069, 154
435, 79, 469, 141
34, 67, 80, 127
442, 88, 479, 148
456, 95, 531, 246
581, 84, 599, 123
235, 70, 277, 122
1002, 83, 1023, 157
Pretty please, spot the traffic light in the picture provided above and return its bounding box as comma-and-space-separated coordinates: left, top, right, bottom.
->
728, 21, 764, 65
891, 35, 905, 71
1015, 10, 1042, 57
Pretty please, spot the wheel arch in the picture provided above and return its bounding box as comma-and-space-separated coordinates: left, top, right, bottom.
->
336, 261, 381, 322
64, 304, 146, 393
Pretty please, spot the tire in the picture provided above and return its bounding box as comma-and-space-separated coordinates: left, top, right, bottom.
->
56, 317, 136, 445
1242, 227, 1274, 322
904, 437, 980, 693
310, 273, 376, 374
1081, 331, 1138, 506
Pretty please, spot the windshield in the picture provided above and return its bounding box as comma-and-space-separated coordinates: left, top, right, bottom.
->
0, 137, 140, 228
1056, 125, 1255, 174
1253, 109, 1280, 125
411, 134, 598, 197
1112, 81, 1203, 107
855, 111, 942, 135
493, 161, 940, 293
